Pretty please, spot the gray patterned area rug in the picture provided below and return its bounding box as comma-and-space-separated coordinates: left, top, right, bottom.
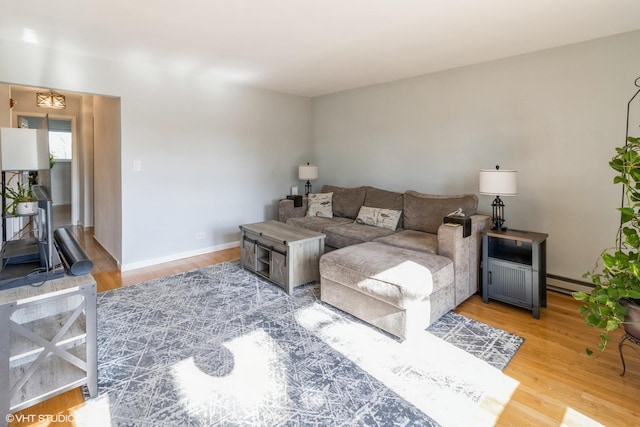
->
83, 260, 523, 426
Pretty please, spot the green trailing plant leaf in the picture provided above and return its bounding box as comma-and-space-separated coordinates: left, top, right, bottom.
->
572, 292, 589, 301
619, 207, 634, 224
574, 135, 640, 354
614, 175, 628, 185
606, 320, 619, 331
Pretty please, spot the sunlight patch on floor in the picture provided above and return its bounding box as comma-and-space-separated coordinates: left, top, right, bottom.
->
295, 303, 519, 426
72, 394, 113, 427
560, 407, 605, 427
170, 329, 289, 423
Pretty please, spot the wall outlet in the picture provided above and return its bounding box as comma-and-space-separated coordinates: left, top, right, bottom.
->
196, 232, 206, 239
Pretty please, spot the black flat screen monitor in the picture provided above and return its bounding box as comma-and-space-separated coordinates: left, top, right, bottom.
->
33, 185, 55, 269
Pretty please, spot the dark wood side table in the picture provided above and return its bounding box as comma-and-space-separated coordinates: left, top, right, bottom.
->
482, 229, 548, 318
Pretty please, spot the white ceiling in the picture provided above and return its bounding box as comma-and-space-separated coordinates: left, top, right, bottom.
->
2, 0, 640, 97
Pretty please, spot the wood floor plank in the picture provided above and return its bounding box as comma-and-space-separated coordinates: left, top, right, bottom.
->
7, 241, 640, 426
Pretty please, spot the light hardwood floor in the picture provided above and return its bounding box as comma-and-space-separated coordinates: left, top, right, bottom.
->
9, 235, 640, 426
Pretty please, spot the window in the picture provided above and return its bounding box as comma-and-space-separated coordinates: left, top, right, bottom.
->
49, 130, 72, 160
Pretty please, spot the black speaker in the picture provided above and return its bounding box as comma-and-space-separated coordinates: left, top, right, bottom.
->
54, 227, 94, 275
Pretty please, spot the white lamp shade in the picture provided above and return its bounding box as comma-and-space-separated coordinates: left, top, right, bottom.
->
479, 169, 517, 196
0, 128, 50, 171
298, 164, 318, 181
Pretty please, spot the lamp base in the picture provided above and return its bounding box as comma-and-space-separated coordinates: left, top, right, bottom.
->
491, 196, 507, 231
305, 180, 312, 196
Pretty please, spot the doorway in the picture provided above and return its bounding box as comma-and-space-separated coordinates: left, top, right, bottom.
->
17, 115, 75, 229
4, 84, 123, 268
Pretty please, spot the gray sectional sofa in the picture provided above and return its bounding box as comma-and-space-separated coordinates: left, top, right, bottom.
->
278, 185, 490, 340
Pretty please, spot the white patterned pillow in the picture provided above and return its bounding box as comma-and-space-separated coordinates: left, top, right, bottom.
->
354, 206, 379, 226
355, 206, 402, 230
306, 192, 333, 218
377, 208, 402, 230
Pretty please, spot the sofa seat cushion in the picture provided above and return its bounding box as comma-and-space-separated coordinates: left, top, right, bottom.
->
373, 230, 438, 254
323, 223, 395, 248
286, 216, 351, 233
319, 242, 453, 309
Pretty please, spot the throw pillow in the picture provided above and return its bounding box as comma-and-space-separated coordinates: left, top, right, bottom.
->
355, 206, 402, 230
306, 192, 333, 218
354, 206, 379, 226
377, 208, 402, 230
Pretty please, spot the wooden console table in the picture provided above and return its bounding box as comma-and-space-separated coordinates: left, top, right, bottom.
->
240, 220, 325, 294
0, 274, 97, 419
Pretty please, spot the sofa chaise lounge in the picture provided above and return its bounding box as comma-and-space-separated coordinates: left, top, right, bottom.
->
278, 185, 490, 340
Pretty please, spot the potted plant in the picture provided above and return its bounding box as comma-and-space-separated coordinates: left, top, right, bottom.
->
4, 181, 37, 216
573, 136, 640, 355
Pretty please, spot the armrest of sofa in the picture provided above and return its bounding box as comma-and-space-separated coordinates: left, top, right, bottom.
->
437, 214, 490, 306
278, 197, 308, 223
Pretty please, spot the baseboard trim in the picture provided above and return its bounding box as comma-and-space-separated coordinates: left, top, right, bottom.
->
91, 234, 119, 267
546, 274, 594, 295
120, 241, 241, 272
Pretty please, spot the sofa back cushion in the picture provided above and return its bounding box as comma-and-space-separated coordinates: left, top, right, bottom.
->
403, 190, 478, 234
363, 187, 404, 210
364, 187, 405, 228
321, 185, 367, 219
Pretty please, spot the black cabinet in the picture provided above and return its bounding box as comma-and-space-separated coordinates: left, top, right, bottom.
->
482, 229, 548, 318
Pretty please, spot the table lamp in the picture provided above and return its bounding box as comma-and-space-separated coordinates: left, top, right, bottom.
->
0, 128, 50, 172
479, 165, 517, 231
298, 163, 318, 195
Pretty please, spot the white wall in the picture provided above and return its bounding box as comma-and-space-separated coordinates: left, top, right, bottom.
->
0, 38, 312, 270
312, 30, 640, 282
93, 96, 122, 263
50, 161, 71, 204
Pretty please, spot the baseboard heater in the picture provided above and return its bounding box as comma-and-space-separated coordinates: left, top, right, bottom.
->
546, 273, 593, 295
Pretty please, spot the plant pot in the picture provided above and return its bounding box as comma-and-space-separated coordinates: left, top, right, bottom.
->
16, 201, 37, 215
622, 299, 640, 339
